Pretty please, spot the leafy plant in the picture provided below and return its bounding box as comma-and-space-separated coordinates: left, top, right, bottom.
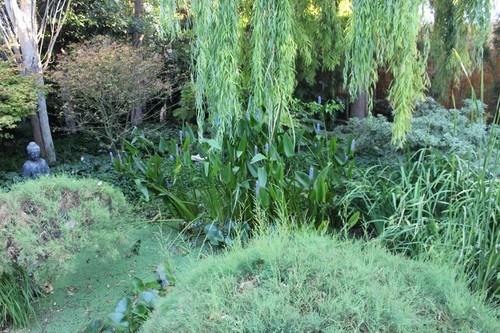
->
115, 113, 355, 237
81, 261, 175, 333
0, 61, 37, 140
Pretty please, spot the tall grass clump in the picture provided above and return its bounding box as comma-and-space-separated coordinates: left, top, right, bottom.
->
142, 227, 499, 332
0, 267, 35, 328
339, 136, 499, 302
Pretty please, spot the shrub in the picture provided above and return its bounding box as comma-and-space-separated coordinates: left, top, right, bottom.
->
0, 61, 37, 139
51, 36, 165, 148
0, 176, 130, 327
334, 97, 491, 162
142, 229, 499, 332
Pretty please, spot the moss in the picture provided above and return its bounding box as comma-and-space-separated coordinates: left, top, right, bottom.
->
143, 229, 499, 333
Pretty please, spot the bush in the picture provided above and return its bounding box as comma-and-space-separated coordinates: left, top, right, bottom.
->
142, 229, 499, 332
334, 97, 491, 162
51, 36, 165, 148
0, 61, 37, 139
0, 176, 130, 327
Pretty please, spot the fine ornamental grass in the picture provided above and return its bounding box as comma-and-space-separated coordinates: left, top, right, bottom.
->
142, 228, 499, 333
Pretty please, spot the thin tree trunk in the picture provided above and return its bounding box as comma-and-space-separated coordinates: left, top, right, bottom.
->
5, 0, 57, 163
351, 90, 368, 118
30, 114, 44, 154
133, 0, 144, 47
131, 0, 145, 126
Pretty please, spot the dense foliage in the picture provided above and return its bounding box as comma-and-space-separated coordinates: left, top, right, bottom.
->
0, 1, 498, 332
142, 228, 500, 332
0, 61, 36, 139
51, 36, 165, 148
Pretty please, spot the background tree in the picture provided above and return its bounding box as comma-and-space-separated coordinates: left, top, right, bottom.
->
0, 0, 72, 163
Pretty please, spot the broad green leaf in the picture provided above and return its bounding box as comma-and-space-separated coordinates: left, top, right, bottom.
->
250, 153, 267, 164
283, 133, 295, 157
257, 167, 268, 188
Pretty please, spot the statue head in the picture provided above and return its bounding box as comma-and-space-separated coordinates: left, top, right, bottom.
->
27, 142, 41, 161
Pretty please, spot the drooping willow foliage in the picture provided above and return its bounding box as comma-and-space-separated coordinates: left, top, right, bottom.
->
159, 0, 181, 41
430, 0, 492, 98
344, 0, 429, 146
191, 0, 242, 141
294, 0, 343, 85
160, 0, 493, 146
250, 0, 296, 140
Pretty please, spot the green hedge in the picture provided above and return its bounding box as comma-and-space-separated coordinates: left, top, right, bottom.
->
143, 229, 499, 333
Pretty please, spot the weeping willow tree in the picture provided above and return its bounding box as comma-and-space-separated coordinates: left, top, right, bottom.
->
160, 0, 493, 146
294, 0, 343, 86
190, 0, 242, 142
343, 0, 429, 145
249, 0, 296, 140
430, 0, 492, 98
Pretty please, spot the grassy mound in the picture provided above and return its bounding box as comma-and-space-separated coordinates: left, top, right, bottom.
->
0, 176, 129, 327
143, 229, 499, 333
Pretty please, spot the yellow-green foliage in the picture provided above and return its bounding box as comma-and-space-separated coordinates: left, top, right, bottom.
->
344, 0, 428, 146
431, 0, 492, 97
0, 176, 129, 284
294, 0, 343, 85
250, 0, 296, 140
0, 61, 37, 139
192, 0, 242, 142
143, 228, 499, 332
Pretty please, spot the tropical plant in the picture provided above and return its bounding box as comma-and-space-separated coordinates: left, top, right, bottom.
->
115, 114, 355, 234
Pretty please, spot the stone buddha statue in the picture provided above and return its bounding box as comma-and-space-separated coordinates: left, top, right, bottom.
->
22, 142, 50, 178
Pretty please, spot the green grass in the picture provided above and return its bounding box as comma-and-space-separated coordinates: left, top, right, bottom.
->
337, 148, 499, 302
142, 227, 500, 333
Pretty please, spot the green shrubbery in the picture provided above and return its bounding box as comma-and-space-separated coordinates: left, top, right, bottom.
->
0, 176, 130, 327
142, 228, 499, 332
0, 61, 37, 139
51, 36, 165, 148
334, 98, 492, 162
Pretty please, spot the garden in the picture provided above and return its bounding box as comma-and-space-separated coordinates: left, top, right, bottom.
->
0, 1, 499, 332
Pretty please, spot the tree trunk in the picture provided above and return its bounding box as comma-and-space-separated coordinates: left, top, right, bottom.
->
61, 87, 77, 133
131, 0, 145, 126
133, 0, 144, 47
351, 90, 368, 118
5, 0, 56, 163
